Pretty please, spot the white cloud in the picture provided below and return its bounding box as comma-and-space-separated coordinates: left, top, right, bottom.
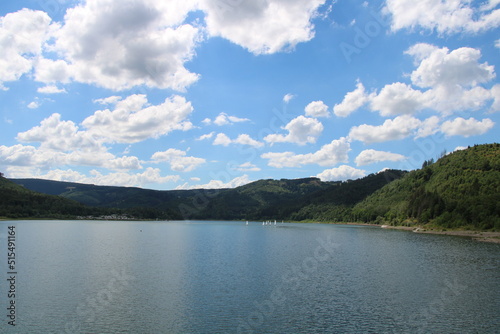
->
0, 142, 122, 171
316, 165, 366, 181
213, 133, 264, 148
37, 85, 67, 94
176, 174, 252, 190
370, 82, 427, 116
34, 58, 72, 84
213, 133, 232, 146
211, 112, 250, 126
283, 93, 295, 104
233, 134, 265, 148
415, 116, 441, 139
235, 162, 261, 172
0, 9, 54, 89
384, 0, 500, 34
27, 101, 40, 109
441, 117, 495, 137
408, 45, 495, 89
151, 148, 206, 172
105, 156, 142, 171
261, 137, 350, 168
491, 84, 500, 112
365, 44, 498, 117
17, 113, 103, 152
32, 167, 179, 188
201, 0, 327, 55
354, 149, 406, 166
264, 116, 324, 145
305, 100, 330, 118
50, 0, 201, 91
496, 39, 500, 49
82, 94, 194, 144
93, 95, 122, 105
197, 132, 215, 141
349, 115, 422, 144
333, 81, 373, 117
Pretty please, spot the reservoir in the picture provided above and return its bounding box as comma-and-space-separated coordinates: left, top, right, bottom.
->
0, 220, 498, 333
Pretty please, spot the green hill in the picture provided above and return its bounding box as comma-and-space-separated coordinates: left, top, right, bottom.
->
281, 169, 407, 222
6, 144, 497, 229
0, 175, 95, 219
189, 177, 333, 220
353, 143, 500, 230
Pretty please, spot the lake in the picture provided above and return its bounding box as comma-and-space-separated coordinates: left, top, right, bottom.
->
0, 220, 498, 333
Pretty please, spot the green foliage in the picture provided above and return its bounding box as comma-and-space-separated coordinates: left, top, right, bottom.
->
355, 143, 500, 230
5, 144, 498, 230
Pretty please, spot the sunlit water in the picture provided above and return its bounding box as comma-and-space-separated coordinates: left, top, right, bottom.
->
0, 220, 498, 333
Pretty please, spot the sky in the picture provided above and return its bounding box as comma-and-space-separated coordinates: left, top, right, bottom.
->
0, 0, 499, 190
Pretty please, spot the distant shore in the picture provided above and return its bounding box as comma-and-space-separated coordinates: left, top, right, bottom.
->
380, 225, 500, 244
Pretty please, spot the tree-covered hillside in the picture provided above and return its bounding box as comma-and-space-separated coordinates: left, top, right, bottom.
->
0, 175, 94, 219
353, 144, 500, 230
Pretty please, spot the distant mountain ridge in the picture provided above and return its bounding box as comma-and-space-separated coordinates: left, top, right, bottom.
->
10, 171, 405, 221
4, 143, 499, 230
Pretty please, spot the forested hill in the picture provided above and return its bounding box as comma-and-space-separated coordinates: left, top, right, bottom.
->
353, 143, 500, 230
0, 175, 93, 219
9, 171, 406, 221
4, 144, 498, 229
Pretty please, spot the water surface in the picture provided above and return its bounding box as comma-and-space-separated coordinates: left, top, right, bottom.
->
0, 220, 498, 333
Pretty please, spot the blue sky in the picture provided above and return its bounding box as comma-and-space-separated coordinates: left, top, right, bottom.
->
0, 0, 499, 190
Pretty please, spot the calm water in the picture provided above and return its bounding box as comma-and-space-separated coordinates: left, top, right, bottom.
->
0, 220, 498, 333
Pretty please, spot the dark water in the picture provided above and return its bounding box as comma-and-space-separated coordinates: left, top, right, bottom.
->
0, 220, 498, 333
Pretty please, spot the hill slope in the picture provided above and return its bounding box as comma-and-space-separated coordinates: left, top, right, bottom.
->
0, 176, 95, 219
353, 144, 500, 230
282, 169, 407, 222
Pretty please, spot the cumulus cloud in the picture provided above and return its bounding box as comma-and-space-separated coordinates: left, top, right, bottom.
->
333, 81, 373, 117
30, 167, 179, 188
349, 115, 422, 144
415, 116, 441, 139
370, 82, 427, 116
336, 45, 498, 118
151, 148, 206, 172
17, 113, 103, 152
197, 132, 215, 141
234, 134, 265, 148
213, 133, 264, 148
261, 137, 350, 168
18, 95, 194, 149
384, 0, 500, 34
203, 112, 251, 126
264, 116, 324, 145
50, 0, 201, 91
441, 117, 495, 137
176, 174, 252, 190
2, 1, 329, 91
0, 9, 53, 89
235, 162, 261, 172
37, 85, 67, 94
316, 165, 366, 181
27, 101, 40, 109
93, 95, 122, 105
82, 94, 194, 143
354, 149, 406, 166
213, 133, 232, 146
201, 0, 327, 54
491, 84, 500, 112
305, 101, 330, 118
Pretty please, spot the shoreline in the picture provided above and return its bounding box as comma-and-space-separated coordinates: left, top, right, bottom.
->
300, 221, 500, 244
380, 225, 500, 244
